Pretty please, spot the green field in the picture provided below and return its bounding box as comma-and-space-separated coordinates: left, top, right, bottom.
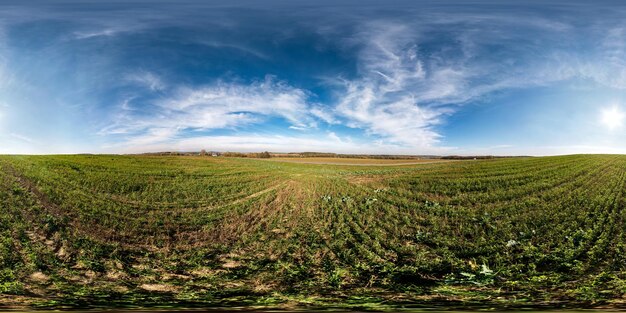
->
1, 154, 626, 309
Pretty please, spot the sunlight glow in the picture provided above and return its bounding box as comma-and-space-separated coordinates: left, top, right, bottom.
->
601, 106, 625, 130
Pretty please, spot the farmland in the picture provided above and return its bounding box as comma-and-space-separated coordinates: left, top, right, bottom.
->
1, 154, 626, 309
267, 157, 453, 165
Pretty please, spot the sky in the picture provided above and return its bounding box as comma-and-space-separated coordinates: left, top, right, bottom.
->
2, 1, 626, 155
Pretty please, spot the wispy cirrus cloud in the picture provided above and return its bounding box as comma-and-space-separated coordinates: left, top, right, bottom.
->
73, 29, 120, 40
334, 22, 457, 147
0, 26, 14, 91
328, 13, 626, 149
103, 77, 318, 145
125, 71, 166, 91
9, 132, 36, 143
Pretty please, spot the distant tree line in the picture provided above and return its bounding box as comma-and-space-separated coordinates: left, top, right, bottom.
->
140, 151, 525, 160
221, 151, 271, 158
440, 155, 524, 160
272, 152, 427, 159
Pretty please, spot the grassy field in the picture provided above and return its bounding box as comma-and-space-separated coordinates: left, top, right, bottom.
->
268, 157, 452, 165
1, 154, 626, 309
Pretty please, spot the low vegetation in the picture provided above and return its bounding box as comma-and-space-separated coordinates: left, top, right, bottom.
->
1, 154, 625, 309
267, 157, 451, 165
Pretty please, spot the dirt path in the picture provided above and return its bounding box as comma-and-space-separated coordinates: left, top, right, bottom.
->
229, 181, 286, 206
1, 161, 68, 219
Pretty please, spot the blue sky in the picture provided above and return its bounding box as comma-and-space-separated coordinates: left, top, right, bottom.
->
2, 1, 626, 155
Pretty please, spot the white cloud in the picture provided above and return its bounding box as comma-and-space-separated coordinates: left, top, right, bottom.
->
0, 27, 14, 91
327, 131, 341, 142
334, 22, 462, 147
329, 17, 626, 150
125, 71, 165, 91
9, 133, 35, 143
580, 25, 626, 89
310, 106, 337, 124
102, 76, 317, 144
73, 29, 118, 39
198, 40, 269, 59
159, 77, 312, 128
120, 127, 179, 147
